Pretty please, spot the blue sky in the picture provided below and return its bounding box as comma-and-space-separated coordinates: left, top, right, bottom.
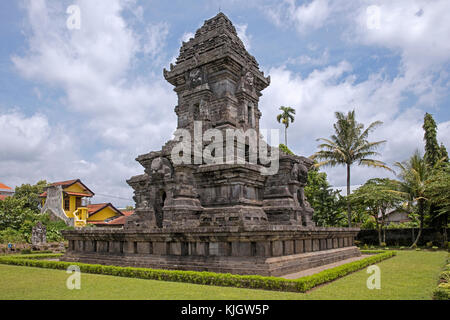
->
0, 0, 449, 207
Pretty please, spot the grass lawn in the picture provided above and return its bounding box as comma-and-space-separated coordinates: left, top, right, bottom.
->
0, 250, 447, 300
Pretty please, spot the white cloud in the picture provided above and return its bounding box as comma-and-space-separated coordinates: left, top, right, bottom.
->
12, 0, 176, 150
351, 0, 450, 73
142, 22, 170, 59
264, 0, 331, 33
0, 111, 52, 161
7, 0, 178, 206
181, 32, 194, 43
259, 59, 440, 187
235, 23, 251, 50
288, 49, 329, 66
291, 0, 330, 32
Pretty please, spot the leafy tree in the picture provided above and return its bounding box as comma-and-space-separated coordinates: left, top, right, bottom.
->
439, 143, 448, 163
0, 180, 73, 243
276, 106, 295, 147
279, 143, 294, 155
0, 197, 35, 231
13, 180, 47, 213
425, 163, 450, 244
423, 113, 441, 168
349, 178, 404, 245
305, 169, 346, 227
393, 151, 436, 247
312, 110, 392, 227
422, 113, 448, 232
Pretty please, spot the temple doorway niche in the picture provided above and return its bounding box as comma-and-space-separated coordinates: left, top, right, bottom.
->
154, 190, 167, 228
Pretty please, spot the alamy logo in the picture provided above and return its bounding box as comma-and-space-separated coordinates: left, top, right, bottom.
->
66, 5, 81, 30
366, 5, 381, 30
366, 265, 381, 289
171, 121, 280, 175
66, 265, 81, 290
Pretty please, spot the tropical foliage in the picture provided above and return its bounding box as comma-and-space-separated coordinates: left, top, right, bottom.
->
349, 178, 404, 245
276, 106, 295, 147
305, 169, 347, 227
0, 180, 73, 244
312, 110, 392, 227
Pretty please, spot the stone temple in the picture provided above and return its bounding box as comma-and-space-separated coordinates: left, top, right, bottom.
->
62, 13, 360, 276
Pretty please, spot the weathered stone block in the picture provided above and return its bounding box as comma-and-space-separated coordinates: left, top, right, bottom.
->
284, 240, 294, 255
124, 242, 135, 254
313, 239, 320, 252
232, 242, 251, 256
169, 242, 182, 255
153, 242, 167, 255
271, 240, 283, 256
320, 239, 327, 250
333, 238, 338, 248
327, 240, 332, 250
256, 241, 270, 256
196, 242, 208, 256
137, 241, 151, 254
294, 240, 304, 253
304, 239, 312, 252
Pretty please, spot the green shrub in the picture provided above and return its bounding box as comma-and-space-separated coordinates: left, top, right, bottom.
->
433, 283, 450, 300
415, 248, 421, 251
431, 246, 439, 251
20, 249, 32, 254
399, 246, 405, 250
0, 228, 27, 244
380, 242, 387, 247
0, 252, 396, 293
426, 241, 433, 248
439, 271, 450, 283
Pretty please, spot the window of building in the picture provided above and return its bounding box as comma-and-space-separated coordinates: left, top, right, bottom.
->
64, 198, 70, 211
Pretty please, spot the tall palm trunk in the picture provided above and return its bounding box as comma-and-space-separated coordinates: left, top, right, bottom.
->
411, 199, 425, 247
346, 163, 352, 227
375, 215, 382, 246
285, 126, 288, 146
381, 208, 386, 243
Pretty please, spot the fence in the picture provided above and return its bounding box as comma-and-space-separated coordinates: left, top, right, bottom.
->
356, 228, 448, 246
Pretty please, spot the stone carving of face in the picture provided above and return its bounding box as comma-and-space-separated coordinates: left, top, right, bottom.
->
245, 71, 254, 87
189, 68, 202, 86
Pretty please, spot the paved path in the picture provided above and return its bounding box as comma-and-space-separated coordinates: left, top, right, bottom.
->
281, 255, 369, 279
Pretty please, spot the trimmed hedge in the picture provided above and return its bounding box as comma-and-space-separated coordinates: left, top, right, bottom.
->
0, 251, 396, 293
433, 258, 450, 300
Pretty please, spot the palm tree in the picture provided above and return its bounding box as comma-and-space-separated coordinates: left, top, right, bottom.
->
277, 106, 296, 147
312, 110, 392, 227
394, 151, 431, 247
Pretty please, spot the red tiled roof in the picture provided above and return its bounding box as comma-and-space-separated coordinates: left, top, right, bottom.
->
0, 195, 10, 201
88, 212, 134, 226
121, 210, 134, 216
40, 179, 95, 197
64, 191, 93, 197
49, 179, 79, 187
87, 203, 108, 214
0, 182, 12, 190
108, 215, 128, 225
87, 203, 123, 217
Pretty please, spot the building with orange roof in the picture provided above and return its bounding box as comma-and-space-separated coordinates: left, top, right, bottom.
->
40, 179, 123, 227
88, 208, 134, 228
0, 182, 14, 200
